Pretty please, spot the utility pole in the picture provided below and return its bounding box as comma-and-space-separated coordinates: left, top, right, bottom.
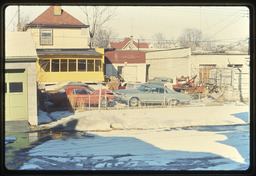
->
17, 6, 21, 31
138, 39, 140, 51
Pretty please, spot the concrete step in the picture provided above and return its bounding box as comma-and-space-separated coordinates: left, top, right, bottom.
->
5, 121, 30, 132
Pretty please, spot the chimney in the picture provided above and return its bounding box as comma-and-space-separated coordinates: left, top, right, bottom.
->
54, 6, 62, 16
130, 36, 133, 50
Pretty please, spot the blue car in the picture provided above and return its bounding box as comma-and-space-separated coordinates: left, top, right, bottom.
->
114, 84, 191, 107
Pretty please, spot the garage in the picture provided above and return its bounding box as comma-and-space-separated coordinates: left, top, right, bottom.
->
5, 32, 38, 125
123, 66, 137, 82
5, 69, 28, 121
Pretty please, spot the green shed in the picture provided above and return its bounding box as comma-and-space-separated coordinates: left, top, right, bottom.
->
5, 32, 38, 126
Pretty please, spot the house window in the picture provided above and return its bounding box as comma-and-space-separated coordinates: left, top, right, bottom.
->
39, 59, 50, 72
39, 58, 103, 73
40, 29, 53, 45
78, 59, 86, 71
9, 82, 23, 93
87, 60, 94, 71
69, 59, 76, 71
61, 59, 67, 72
52, 59, 59, 72
95, 60, 101, 71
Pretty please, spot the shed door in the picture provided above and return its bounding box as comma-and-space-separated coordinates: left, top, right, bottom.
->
5, 69, 28, 121
123, 66, 137, 82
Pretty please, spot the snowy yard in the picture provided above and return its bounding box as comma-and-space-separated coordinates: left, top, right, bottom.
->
17, 102, 250, 170
37, 102, 249, 131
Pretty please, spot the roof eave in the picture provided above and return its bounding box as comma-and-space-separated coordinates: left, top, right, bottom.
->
25, 24, 89, 30
5, 56, 37, 62
36, 49, 103, 56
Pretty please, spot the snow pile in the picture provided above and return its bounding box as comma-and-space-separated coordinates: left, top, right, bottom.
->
20, 125, 249, 170
39, 103, 249, 131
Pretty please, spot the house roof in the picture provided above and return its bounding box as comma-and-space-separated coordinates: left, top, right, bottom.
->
110, 37, 149, 50
25, 6, 89, 29
37, 49, 102, 56
105, 50, 146, 64
5, 32, 37, 62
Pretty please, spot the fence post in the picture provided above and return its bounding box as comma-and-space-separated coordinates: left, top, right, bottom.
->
164, 86, 166, 106
98, 83, 102, 111
89, 95, 91, 111
105, 92, 107, 110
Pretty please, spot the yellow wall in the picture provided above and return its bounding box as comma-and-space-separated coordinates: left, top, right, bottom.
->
37, 50, 105, 83
26, 28, 89, 49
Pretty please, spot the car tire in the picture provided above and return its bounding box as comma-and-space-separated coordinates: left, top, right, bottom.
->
169, 99, 179, 106
129, 97, 139, 107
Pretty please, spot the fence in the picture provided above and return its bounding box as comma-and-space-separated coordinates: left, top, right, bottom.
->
193, 66, 249, 102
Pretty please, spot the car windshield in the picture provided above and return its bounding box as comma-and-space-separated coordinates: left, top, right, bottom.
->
161, 78, 168, 82
69, 84, 95, 92
72, 89, 89, 95
58, 88, 66, 93
137, 85, 150, 92
153, 78, 159, 81
84, 85, 94, 92
165, 87, 176, 94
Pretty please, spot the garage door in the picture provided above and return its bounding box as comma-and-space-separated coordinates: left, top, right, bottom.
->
123, 66, 137, 82
5, 69, 28, 121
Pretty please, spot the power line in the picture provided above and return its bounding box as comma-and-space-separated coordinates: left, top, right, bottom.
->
205, 12, 242, 40
108, 37, 247, 45
6, 10, 18, 30
202, 9, 242, 32
154, 6, 246, 17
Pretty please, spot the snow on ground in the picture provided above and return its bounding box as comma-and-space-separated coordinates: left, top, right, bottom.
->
38, 102, 249, 131
18, 102, 250, 170
19, 125, 249, 170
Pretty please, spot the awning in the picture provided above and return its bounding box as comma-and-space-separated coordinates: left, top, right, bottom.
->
36, 49, 103, 56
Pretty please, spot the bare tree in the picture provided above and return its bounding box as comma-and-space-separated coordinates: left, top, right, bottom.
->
20, 15, 30, 31
80, 6, 117, 48
153, 32, 166, 48
178, 28, 202, 50
94, 28, 118, 48
202, 40, 216, 51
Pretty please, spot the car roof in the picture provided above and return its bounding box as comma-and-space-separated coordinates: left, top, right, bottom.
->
64, 85, 87, 89
141, 84, 166, 88
67, 83, 89, 86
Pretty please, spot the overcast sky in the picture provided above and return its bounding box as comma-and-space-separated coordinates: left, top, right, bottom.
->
5, 5, 249, 45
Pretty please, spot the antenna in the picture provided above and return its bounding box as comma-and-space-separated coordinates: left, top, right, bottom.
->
131, 17, 134, 36
17, 6, 21, 31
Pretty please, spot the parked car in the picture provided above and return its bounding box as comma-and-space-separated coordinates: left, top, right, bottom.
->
147, 77, 174, 90
114, 84, 191, 107
66, 83, 116, 102
118, 82, 143, 90
81, 81, 109, 90
40, 81, 82, 92
48, 86, 115, 108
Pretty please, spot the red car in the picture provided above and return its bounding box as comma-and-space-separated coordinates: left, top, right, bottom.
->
48, 86, 115, 108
